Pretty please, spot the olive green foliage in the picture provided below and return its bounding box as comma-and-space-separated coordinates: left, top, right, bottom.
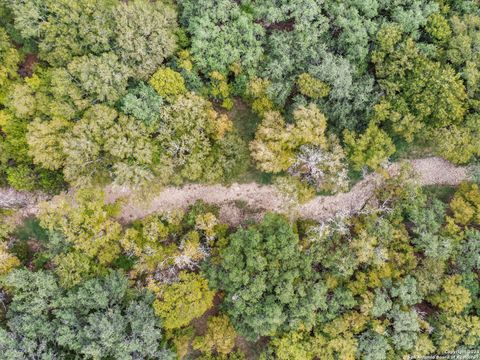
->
114, 0, 177, 80
62, 104, 157, 186
120, 204, 222, 278
372, 25, 467, 139
38, 188, 122, 272
11, 79, 246, 187
250, 173, 478, 359
151, 271, 215, 330
344, 122, 396, 171
0, 106, 64, 191
2, 1, 480, 359
250, 104, 327, 173
6, 0, 113, 65
7, 0, 176, 73
27, 117, 71, 171
0, 27, 20, 103
273, 176, 317, 204
205, 213, 327, 340
0, 218, 19, 276
246, 77, 275, 116
371, 7, 480, 163
297, 73, 330, 99
0, 0, 183, 189
67, 52, 131, 105
193, 315, 237, 355
1, 175, 479, 359
2, 0, 479, 191
8, 67, 89, 122
157, 92, 248, 184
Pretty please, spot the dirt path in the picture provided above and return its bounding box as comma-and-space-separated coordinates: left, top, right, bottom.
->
106, 157, 469, 224
299, 157, 469, 221
0, 157, 470, 225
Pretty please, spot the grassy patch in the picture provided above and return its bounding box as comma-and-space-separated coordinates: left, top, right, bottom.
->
10, 218, 49, 265
229, 98, 260, 142
13, 217, 48, 242
423, 185, 457, 203
226, 98, 273, 185
392, 138, 435, 161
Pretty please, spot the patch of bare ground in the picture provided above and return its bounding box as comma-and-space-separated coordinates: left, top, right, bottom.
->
18, 54, 38, 78
0, 157, 471, 225
105, 157, 469, 225
236, 335, 269, 360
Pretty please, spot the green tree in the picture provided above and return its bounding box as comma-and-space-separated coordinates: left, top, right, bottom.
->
390, 308, 421, 351
0, 270, 173, 359
205, 213, 327, 340
67, 52, 130, 104
391, 276, 422, 306
38, 188, 122, 267
113, 0, 177, 80
193, 315, 237, 355
457, 229, 480, 273
357, 331, 390, 360
151, 271, 215, 330
179, 0, 264, 75
344, 121, 395, 171
120, 82, 164, 125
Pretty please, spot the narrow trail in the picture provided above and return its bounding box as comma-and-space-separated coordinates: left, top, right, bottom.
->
0, 157, 470, 225
107, 157, 469, 224
299, 157, 468, 221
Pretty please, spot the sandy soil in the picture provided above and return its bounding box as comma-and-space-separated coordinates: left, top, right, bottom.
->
106, 157, 469, 224
0, 157, 470, 225
299, 157, 469, 221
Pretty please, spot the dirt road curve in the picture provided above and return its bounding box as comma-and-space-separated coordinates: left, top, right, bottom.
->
108, 157, 469, 224
0, 157, 470, 225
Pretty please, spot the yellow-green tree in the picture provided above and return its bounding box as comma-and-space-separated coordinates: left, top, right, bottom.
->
193, 315, 237, 355
250, 103, 327, 173
297, 73, 330, 99
149, 67, 187, 100
449, 183, 480, 226
0, 241, 20, 276
151, 272, 215, 329
27, 118, 71, 171
0, 27, 21, 104
38, 188, 122, 266
429, 275, 471, 314
344, 121, 395, 171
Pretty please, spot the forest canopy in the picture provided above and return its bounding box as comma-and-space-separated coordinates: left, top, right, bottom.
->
0, 0, 479, 359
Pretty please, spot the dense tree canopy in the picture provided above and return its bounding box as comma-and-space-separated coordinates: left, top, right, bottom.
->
0, 0, 479, 359
0, 270, 173, 359
205, 213, 327, 340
